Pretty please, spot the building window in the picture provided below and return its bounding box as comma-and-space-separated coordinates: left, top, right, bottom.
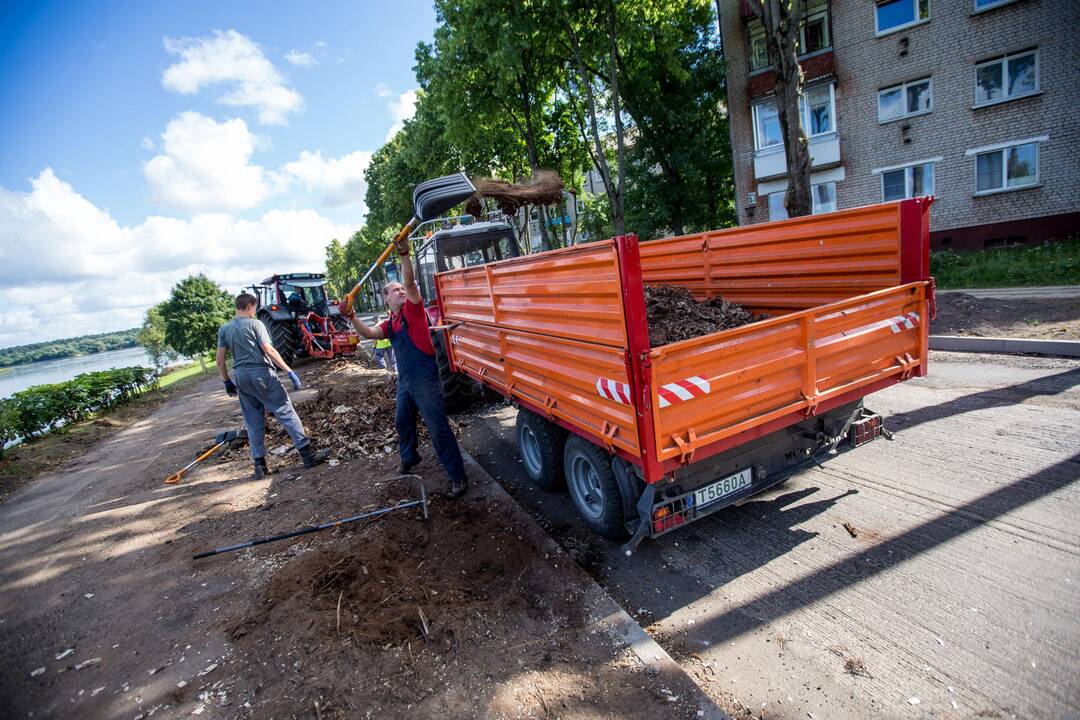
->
974, 0, 1019, 11
875, 0, 929, 35
974, 142, 1038, 194
747, 0, 830, 73
877, 77, 932, 122
881, 163, 935, 201
975, 50, 1038, 106
767, 182, 837, 220
752, 83, 836, 152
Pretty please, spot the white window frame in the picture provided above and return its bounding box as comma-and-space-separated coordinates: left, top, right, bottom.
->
747, 0, 832, 75
973, 0, 1021, 13
752, 83, 837, 153
974, 49, 1040, 108
767, 181, 837, 220
965, 136, 1047, 196
873, 159, 940, 202
877, 77, 933, 123
875, 0, 930, 37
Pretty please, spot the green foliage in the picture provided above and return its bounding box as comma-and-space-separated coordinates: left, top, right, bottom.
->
161, 275, 234, 360
137, 303, 177, 371
0, 329, 140, 368
0, 367, 157, 452
578, 192, 614, 242
931, 239, 1080, 289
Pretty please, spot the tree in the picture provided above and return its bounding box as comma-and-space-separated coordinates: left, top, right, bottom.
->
160, 274, 234, 372
136, 303, 177, 372
747, 0, 812, 218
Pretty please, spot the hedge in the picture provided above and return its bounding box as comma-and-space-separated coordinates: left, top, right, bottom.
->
0, 366, 157, 452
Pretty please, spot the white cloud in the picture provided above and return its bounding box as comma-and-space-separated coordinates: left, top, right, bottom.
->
144, 112, 280, 213
285, 50, 316, 68
141, 136, 156, 151
0, 169, 354, 347
383, 88, 418, 141
282, 150, 372, 207
162, 30, 302, 125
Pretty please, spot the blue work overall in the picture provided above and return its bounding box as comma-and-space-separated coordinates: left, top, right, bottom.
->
387, 308, 466, 482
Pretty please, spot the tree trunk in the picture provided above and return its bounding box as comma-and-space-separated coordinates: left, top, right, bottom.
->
607, 1, 627, 236
197, 354, 207, 374
519, 73, 553, 251
758, 0, 811, 218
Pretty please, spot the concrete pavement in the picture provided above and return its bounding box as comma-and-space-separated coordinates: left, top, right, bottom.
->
937, 285, 1080, 300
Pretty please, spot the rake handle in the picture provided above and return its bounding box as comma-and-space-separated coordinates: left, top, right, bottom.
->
341, 216, 419, 316
164, 441, 225, 485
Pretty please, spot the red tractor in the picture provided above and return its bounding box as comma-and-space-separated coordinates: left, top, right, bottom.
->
248, 273, 360, 364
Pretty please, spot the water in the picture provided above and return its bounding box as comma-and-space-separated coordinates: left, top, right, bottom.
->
0, 346, 158, 400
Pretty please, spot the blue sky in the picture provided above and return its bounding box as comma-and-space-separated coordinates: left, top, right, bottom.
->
0, 0, 436, 347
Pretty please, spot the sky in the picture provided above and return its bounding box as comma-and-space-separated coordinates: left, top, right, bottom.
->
0, 0, 436, 348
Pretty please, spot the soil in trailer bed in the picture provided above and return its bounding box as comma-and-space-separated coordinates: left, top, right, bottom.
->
645, 285, 760, 347
0, 363, 703, 720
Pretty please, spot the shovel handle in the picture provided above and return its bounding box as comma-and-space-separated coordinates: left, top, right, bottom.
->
341, 216, 420, 316
163, 441, 225, 485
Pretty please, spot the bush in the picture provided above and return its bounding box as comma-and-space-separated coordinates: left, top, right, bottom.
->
931, 238, 1080, 289
0, 367, 157, 453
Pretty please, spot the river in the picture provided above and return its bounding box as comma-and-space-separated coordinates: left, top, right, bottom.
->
0, 346, 160, 400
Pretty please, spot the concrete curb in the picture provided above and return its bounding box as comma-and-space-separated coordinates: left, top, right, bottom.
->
460, 450, 731, 720
930, 335, 1080, 358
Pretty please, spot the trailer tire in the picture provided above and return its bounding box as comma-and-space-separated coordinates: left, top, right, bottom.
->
432, 331, 473, 415
563, 436, 628, 540
263, 315, 297, 365
515, 410, 565, 491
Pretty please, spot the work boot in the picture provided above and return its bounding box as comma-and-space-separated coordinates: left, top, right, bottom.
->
253, 457, 270, 480
299, 443, 331, 468
447, 475, 468, 499
398, 456, 422, 475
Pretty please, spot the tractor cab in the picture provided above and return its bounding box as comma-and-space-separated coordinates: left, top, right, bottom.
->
414, 221, 520, 304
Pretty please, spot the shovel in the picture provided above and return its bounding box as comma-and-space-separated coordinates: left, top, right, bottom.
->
164, 428, 247, 485
340, 172, 476, 317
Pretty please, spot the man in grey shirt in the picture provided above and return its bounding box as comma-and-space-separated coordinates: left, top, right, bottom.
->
216, 293, 329, 479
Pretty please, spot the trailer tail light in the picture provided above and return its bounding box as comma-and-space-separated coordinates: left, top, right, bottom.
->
271, 305, 279, 311
651, 498, 691, 535
850, 413, 883, 447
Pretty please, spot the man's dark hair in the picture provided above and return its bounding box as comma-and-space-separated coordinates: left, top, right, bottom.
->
235, 293, 258, 310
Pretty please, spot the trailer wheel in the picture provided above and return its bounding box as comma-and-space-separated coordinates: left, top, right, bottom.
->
263, 315, 297, 365
432, 331, 473, 414
563, 436, 628, 540
515, 410, 565, 491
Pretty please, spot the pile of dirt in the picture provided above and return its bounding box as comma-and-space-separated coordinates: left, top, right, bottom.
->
645, 285, 760, 346
259, 363, 458, 468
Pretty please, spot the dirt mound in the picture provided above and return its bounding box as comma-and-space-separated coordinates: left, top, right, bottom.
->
645, 285, 760, 346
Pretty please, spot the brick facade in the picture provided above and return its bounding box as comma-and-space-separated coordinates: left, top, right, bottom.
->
719, 0, 1080, 248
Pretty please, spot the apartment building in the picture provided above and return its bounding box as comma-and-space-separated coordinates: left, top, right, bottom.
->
718, 0, 1080, 249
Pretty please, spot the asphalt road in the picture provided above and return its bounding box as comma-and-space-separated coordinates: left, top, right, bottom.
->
457, 351, 1080, 719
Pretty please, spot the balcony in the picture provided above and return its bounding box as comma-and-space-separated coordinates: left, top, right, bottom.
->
753, 131, 840, 180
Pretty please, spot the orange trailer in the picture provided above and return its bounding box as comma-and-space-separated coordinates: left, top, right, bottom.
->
431, 198, 934, 551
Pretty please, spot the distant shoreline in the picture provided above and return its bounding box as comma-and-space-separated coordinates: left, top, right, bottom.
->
0, 343, 142, 372
0, 329, 140, 369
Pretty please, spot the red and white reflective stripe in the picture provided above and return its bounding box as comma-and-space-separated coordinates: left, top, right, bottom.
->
656, 375, 711, 409
595, 377, 632, 405
889, 311, 920, 334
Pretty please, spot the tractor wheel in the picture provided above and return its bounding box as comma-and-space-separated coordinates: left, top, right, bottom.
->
265, 316, 297, 365
432, 331, 473, 414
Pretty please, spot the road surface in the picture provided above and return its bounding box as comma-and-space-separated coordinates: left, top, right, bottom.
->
458, 351, 1080, 719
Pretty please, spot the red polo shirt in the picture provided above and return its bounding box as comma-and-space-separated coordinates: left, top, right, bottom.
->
379, 298, 434, 356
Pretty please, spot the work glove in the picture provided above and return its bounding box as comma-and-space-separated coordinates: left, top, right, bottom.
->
338, 298, 355, 320
394, 234, 410, 257
287, 370, 302, 391
223, 378, 238, 397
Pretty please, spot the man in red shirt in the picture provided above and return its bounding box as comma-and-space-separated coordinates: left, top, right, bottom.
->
340, 235, 467, 498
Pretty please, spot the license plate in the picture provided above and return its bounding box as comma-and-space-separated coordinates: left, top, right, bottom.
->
693, 468, 752, 509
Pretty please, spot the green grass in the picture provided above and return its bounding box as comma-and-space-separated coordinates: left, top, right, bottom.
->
931, 239, 1080, 289
157, 361, 207, 389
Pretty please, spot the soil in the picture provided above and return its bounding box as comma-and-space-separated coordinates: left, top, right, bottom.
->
931, 292, 1080, 339
645, 285, 760, 347
0, 361, 702, 719
465, 170, 564, 218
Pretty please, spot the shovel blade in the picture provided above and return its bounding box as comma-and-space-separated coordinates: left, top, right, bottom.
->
413, 172, 476, 221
